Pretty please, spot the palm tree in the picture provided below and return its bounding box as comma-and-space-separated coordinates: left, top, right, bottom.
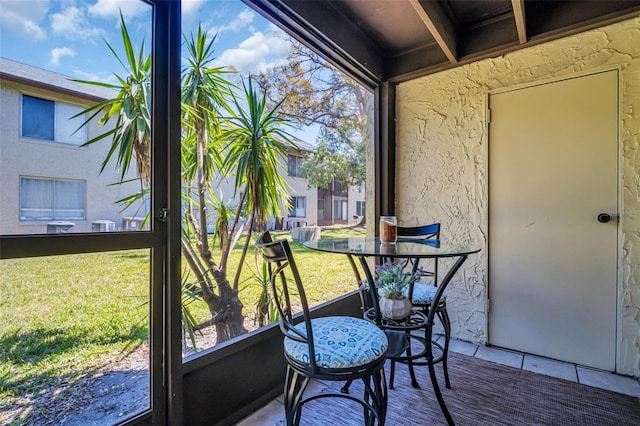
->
73, 13, 151, 188
180, 25, 248, 340
76, 19, 294, 344
222, 77, 294, 289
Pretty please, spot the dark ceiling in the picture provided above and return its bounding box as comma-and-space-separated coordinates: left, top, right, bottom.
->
247, 0, 640, 85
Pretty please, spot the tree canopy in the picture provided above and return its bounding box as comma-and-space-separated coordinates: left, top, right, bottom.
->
300, 125, 366, 190
256, 36, 371, 189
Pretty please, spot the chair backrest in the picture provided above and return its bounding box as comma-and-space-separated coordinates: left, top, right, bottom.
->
397, 223, 440, 240
255, 231, 318, 367
397, 223, 441, 285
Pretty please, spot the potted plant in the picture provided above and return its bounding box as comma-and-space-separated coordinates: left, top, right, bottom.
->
375, 261, 422, 320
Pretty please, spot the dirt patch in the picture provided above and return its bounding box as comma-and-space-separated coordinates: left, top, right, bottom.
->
2, 317, 261, 425
2, 344, 150, 426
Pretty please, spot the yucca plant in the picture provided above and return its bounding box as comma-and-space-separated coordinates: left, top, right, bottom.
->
181, 270, 203, 351
73, 13, 151, 187
74, 19, 296, 344
221, 76, 295, 290
180, 25, 249, 342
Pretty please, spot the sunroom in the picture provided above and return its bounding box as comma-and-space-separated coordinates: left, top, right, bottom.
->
1, 1, 639, 425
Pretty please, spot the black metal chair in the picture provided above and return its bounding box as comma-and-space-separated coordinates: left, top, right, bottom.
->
397, 223, 452, 389
255, 231, 388, 426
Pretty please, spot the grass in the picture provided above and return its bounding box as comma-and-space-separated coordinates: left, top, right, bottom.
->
0, 226, 365, 413
225, 227, 366, 321
0, 251, 150, 404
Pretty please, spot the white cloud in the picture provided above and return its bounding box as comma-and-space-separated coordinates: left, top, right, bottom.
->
72, 69, 118, 86
214, 30, 292, 75
265, 25, 292, 56
0, 1, 48, 40
214, 32, 268, 75
88, 0, 150, 20
50, 47, 76, 66
209, 9, 255, 36
50, 6, 103, 40
182, 0, 206, 18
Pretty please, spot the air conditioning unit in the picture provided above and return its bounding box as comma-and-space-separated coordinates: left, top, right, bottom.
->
47, 221, 75, 233
91, 220, 115, 232
122, 217, 145, 231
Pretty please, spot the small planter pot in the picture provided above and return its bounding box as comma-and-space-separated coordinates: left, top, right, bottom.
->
379, 297, 412, 320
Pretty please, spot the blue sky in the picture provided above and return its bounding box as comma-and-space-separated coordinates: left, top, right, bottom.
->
0, 0, 318, 140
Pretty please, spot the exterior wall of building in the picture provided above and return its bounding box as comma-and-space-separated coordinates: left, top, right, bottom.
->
200, 154, 323, 231
395, 18, 640, 375
0, 79, 142, 235
283, 170, 318, 227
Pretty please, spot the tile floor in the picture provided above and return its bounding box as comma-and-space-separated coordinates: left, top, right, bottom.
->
444, 336, 640, 397
236, 337, 640, 425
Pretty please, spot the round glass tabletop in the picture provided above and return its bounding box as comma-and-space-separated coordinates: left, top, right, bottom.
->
303, 237, 480, 258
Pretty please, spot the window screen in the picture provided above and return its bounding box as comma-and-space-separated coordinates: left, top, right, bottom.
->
287, 155, 303, 177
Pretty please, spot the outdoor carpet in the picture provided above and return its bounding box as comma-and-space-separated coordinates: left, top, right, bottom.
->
296, 351, 640, 425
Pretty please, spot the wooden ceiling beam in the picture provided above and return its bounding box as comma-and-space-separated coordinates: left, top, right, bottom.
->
511, 0, 527, 43
409, 0, 458, 64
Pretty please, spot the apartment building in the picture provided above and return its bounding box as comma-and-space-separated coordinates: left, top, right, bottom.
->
0, 58, 364, 235
0, 58, 145, 235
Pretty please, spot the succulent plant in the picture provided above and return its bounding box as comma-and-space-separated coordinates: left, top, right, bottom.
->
375, 261, 422, 300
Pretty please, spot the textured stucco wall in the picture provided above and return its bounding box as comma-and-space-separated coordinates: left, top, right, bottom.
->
396, 18, 640, 375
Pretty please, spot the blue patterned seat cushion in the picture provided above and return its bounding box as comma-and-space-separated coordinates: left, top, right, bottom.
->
403, 282, 447, 305
284, 316, 388, 369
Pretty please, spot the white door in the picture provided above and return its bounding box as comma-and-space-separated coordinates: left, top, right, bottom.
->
488, 70, 618, 371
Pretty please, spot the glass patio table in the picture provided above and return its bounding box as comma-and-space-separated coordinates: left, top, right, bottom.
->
304, 237, 480, 426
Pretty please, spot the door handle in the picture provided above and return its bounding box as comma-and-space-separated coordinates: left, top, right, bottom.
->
597, 212, 619, 223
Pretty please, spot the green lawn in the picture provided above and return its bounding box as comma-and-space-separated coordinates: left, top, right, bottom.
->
225, 228, 366, 321
0, 227, 365, 408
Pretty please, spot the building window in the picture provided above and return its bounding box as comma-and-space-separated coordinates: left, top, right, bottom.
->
287, 154, 304, 177
334, 199, 348, 220
356, 200, 365, 217
21, 95, 86, 146
289, 196, 306, 218
20, 177, 86, 221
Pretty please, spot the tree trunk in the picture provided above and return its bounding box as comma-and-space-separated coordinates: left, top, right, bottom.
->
213, 271, 247, 341
233, 212, 255, 291
186, 117, 247, 343
185, 241, 247, 342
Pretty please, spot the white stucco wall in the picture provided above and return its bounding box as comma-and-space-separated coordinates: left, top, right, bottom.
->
396, 18, 640, 375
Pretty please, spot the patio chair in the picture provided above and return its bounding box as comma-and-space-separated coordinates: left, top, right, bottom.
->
255, 231, 389, 426
397, 223, 453, 389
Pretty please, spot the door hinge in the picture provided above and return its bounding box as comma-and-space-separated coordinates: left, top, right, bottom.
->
487, 298, 490, 313
158, 208, 169, 223
487, 108, 491, 124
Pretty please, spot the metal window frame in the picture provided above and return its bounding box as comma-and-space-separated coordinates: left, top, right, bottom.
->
0, 1, 182, 424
